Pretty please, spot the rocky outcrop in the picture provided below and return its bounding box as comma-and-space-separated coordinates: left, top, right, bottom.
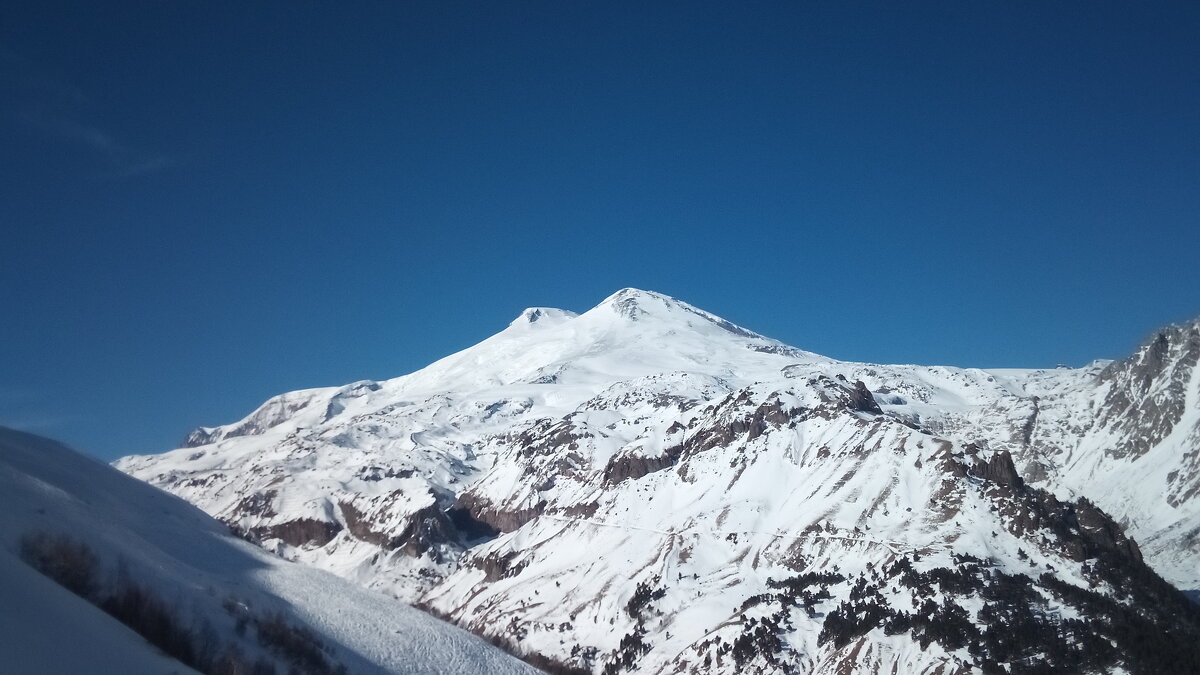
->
446, 506, 500, 543
471, 550, 529, 582
338, 501, 398, 549
391, 503, 458, 560
970, 450, 1024, 488
604, 446, 684, 485
339, 500, 479, 561
847, 380, 882, 415
670, 392, 801, 467
811, 376, 882, 416
231, 489, 278, 519
979, 468, 1143, 565
182, 427, 219, 448
1070, 497, 1143, 563
508, 419, 592, 460
456, 492, 546, 534
244, 518, 342, 548
1097, 320, 1200, 459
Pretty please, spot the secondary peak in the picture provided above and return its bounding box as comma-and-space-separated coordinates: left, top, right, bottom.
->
509, 306, 578, 327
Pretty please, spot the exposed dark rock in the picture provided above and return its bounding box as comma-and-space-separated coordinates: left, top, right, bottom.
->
176, 473, 226, 489
745, 397, 792, 440
1020, 459, 1051, 484
245, 518, 342, 548
508, 419, 591, 459
1167, 457, 1200, 508
847, 380, 882, 415
1071, 497, 1142, 563
355, 465, 414, 482
815, 539, 1200, 675
1020, 397, 1040, 447
339, 500, 463, 561
471, 550, 529, 582
561, 501, 599, 520
665, 392, 804, 469
232, 490, 278, 519
807, 376, 884, 418
603, 447, 683, 485
1097, 320, 1200, 459
182, 427, 218, 448
446, 506, 500, 543
390, 503, 459, 560
974, 460, 1145, 566
456, 492, 546, 533
971, 450, 1024, 488
338, 501, 397, 549
751, 344, 808, 358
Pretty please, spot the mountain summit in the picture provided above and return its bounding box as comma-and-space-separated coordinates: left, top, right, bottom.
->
117, 290, 1200, 674
596, 287, 764, 336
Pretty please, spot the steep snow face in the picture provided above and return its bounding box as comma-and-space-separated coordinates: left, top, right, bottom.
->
0, 427, 535, 675
116, 289, 1200, 674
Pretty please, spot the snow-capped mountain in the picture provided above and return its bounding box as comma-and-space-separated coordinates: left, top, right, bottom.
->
0, 427, 536, 674
117, 289, 1200, 673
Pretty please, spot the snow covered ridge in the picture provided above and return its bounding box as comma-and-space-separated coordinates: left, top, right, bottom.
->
0, 427, 537, 675
117, 289, 1200, 674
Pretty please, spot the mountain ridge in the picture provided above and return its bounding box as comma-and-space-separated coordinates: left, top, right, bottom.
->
117, 289, 1200, 674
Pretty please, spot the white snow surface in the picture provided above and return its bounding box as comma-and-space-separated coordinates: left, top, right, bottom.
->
0, 547, 197, 675
0, 427, 536, 675
114, 288, 1200, 674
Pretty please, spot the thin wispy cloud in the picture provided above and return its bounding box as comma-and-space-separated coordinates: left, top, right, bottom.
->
21, 112, 176, 178
3, 49, 175, 179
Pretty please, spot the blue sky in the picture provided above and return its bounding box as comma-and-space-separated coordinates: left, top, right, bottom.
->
3, 2, 1198, 460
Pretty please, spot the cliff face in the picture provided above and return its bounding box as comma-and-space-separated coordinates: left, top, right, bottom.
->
1095, 321, 1200, 460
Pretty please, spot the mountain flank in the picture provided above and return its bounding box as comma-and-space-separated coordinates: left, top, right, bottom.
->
118, 289, 1200, 674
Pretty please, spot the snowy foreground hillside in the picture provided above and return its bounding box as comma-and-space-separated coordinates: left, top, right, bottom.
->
118, 289, 1200, 674
0, 427, 535, 674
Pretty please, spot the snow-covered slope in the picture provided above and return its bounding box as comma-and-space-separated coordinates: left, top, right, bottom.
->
876, 319, 1200, 590
117, 289, 1200, 674
0, 427, 536, 675
1033, 320, 1200, 587
0, 546, 197, 675
118, 289, 826, 600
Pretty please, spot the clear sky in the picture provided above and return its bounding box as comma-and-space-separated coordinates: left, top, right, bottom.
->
3, 2, 1199, 460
